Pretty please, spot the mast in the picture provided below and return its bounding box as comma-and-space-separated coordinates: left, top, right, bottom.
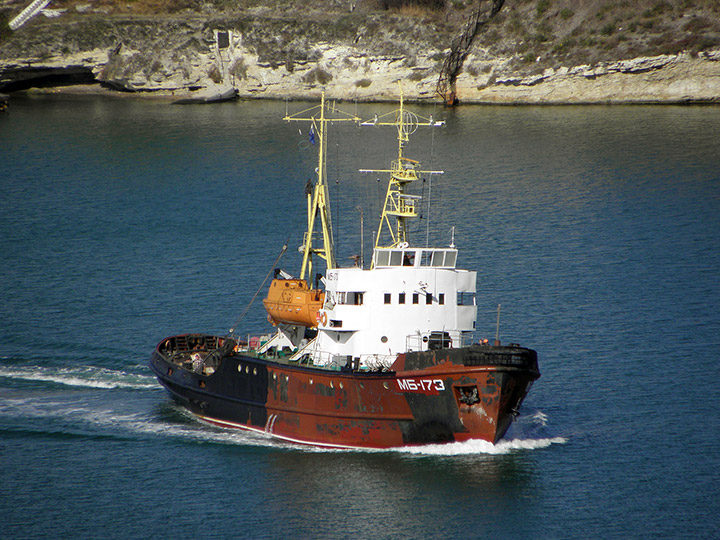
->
359, 89, 445, 258
284, 92, 360, 280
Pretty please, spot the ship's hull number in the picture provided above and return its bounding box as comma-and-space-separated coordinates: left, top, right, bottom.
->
396, 378, 445, 393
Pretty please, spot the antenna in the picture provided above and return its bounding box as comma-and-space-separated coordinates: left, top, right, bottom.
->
358, 86, 444, 255
426, 175, 432, 247
357, 206, 364, 268
283, 92, 360, 280
494, 304, 502, 346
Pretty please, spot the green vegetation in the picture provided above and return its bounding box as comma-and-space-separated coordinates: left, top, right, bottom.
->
600, 23, 616, 37
229, 57, 247, 79
0, 12, 10, 45
303, 66, 332, 85
488, 0, 720, 71
536, 0, 551, 18
378, 0, 446, 10
407, 69, 428, 80
3, 0, 720, 78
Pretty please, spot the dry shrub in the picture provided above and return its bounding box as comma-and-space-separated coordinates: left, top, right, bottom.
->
207, 64, 223, 83
304, 67, 333, 85
379, 0, 445, 12
229, 57, 247, 79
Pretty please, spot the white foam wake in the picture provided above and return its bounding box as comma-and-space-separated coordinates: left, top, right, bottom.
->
163, 425, 567, 454
391, 436, 567, 456
162, 407, 567, 454
0, 365, 157, 390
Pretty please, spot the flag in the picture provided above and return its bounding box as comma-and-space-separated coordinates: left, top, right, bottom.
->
309, 125, 316, 145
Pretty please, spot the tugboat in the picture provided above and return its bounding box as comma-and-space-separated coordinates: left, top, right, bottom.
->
149, 92, 540, 448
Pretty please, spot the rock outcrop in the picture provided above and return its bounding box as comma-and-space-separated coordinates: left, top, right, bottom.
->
461, 50, 720, 103
1, 11, 719, 103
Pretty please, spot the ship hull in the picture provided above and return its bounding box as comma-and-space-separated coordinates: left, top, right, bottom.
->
149, 334, 540, 448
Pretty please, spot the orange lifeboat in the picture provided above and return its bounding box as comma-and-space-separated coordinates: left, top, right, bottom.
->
262, 278, 325, 328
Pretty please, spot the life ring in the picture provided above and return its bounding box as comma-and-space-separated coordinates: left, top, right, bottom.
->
317, 311, 328, 326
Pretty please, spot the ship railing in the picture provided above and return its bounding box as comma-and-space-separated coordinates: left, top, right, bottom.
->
390, 158, 420, 183
459, 332, 475, 347
360, 354, 396, 370
406, 331, 473, 351
290, 343, 396, 371
329, 353, 396, 371
385, 192, 421, 218
288, 338, 343, 368
406, 333, 424, 352
288, 336, 319, 362
160, 334, 224, 356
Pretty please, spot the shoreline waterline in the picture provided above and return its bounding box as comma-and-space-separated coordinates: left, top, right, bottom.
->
6, 83, 720, 106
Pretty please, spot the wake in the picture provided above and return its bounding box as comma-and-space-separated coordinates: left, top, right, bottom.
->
0, 365, 157, 390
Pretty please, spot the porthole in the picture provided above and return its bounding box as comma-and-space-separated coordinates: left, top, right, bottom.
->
245, 365, 249, 374
253, 368, 257, 375
383, 382, 389, 389
309, 378, 313, 385
330, 381, 334, 389
339, 382, 344, 390
238, 364, 242, 372
285, 375, 289, 382
273, 372, 277, 380
381, 336, 388, 343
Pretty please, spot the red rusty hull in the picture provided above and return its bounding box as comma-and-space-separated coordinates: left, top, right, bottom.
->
149, 335, 540, 448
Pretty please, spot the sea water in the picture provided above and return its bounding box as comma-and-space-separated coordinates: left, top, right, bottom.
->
1, 94, 719, 539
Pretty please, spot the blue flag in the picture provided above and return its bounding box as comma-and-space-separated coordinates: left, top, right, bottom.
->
309, 125, 316, 145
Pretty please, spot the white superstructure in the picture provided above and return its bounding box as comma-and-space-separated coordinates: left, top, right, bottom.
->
269, 89, 478, 370
306, 246, 477, 369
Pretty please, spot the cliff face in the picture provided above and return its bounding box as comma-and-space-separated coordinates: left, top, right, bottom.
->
1, 0, 719, 103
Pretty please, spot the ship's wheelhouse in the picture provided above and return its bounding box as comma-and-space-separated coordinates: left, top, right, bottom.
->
306, 247, 477, 368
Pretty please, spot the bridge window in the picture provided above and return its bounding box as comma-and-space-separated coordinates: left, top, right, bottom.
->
375, 250, 389, 267
374, 249, 420, 267
439, 293, 445, 305
415, 249, 458, 268
457, 292, 476, 306
412, 293, 419, 304
337, 292, 364, 305
399, 293, 406, 304
426, 293, 433, 305
384, 293, 391, 304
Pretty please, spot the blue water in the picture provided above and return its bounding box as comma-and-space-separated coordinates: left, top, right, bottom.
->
1, 94, 719, 539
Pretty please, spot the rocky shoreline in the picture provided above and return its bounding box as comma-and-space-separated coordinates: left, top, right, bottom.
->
2, 11, 719, 104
